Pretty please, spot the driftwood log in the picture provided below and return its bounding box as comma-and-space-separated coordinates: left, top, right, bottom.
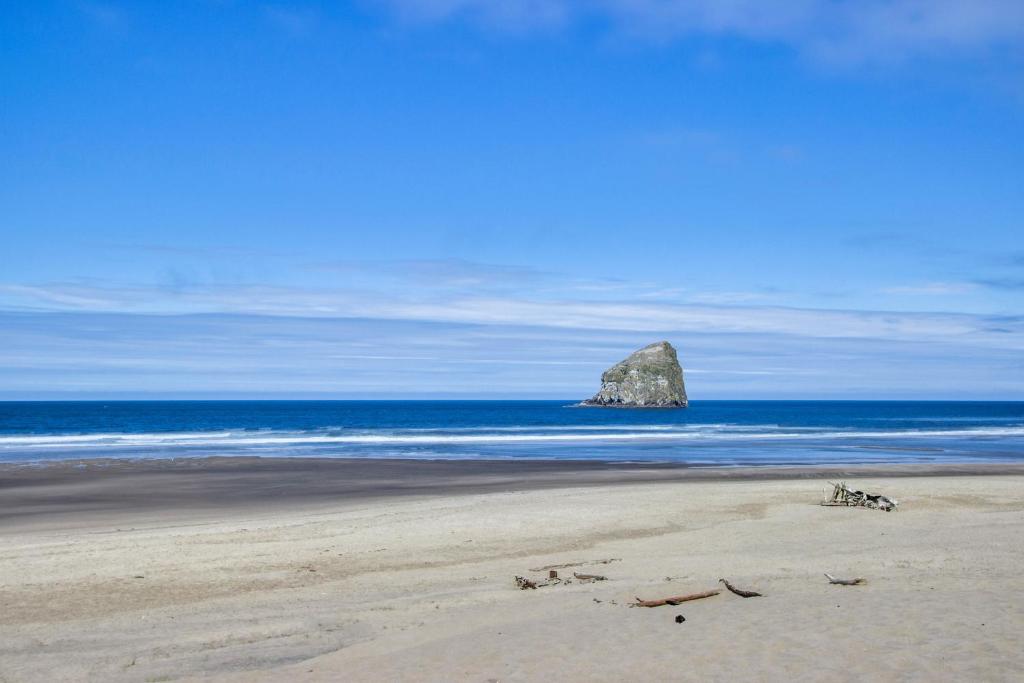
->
825, 573, 866, 586
633, 589, 720, 607
719, 578, 762, 597
573, 572, 607, 582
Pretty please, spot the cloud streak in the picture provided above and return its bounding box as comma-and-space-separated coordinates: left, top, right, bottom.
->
308, 257, 555, 290
2, 310, 1020, 399
3, 255, 1021, 398
882, 282, 978, 295
375, 0, 1024, 64
1, 279, 1021, 350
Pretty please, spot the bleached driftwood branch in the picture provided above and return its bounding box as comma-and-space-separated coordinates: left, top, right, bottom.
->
825, 573, 866, 586
633, 589, 720, 607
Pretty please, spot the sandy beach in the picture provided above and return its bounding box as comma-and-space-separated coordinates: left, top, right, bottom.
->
2, 459, 1023, 682
7, 0, 1023, 679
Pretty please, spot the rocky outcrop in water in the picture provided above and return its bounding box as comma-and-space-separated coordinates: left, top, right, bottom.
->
580, 341, 688, 408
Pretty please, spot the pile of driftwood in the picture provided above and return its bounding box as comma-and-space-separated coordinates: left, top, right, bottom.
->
822, 481, 898, 512
515, 560, 619, 590
514, 570, 608, 589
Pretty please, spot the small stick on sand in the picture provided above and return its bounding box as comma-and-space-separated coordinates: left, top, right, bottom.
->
633, 589, 720, 607
825, 573, 866, 586
573, 572, 607, 582
719, 578, 762, 597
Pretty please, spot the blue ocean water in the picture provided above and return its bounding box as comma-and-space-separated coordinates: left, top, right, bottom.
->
0, 400, 1022, 466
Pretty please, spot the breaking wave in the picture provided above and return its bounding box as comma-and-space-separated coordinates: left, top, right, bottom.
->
3, 424, 1024, 451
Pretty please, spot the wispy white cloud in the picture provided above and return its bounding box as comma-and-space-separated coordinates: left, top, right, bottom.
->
686, 290, 776, 305
2, 279, 1021, 349
0, 284, 122, 309
309, 257, 553, 289
3, 251, 1021, 399
374, 0, 1024, 64
327, 353, 436, 360
882, 281, 979, 295
3, 310, 1020, 398
379, 0, 572, 32
686, 369, 789, 376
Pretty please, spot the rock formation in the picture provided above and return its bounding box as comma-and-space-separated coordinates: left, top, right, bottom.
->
580, 341, 688, 408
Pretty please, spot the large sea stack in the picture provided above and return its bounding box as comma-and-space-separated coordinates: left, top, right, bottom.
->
581, 341, 688, 408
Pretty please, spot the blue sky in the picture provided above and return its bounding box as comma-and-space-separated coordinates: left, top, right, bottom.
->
1, 1, 1022, 399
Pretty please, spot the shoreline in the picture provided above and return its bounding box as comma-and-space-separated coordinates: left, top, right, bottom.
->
4, 455, 1024, 533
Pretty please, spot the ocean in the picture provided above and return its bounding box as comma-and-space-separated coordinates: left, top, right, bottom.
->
1, 400, 1023, 466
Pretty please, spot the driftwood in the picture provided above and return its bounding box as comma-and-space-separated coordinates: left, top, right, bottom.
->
516, 570, 608, 589
825, 573, 866, 586
822, 482, 898, 511
516, 575, 561, 589
518, 571, 594, 589
633, 589, 720, 607
719, 578, 762, 597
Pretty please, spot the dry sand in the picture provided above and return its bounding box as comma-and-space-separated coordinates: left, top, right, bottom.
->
2, 460, 1023, 682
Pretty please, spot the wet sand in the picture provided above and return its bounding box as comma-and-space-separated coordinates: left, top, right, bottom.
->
4, 456, 1023, 532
